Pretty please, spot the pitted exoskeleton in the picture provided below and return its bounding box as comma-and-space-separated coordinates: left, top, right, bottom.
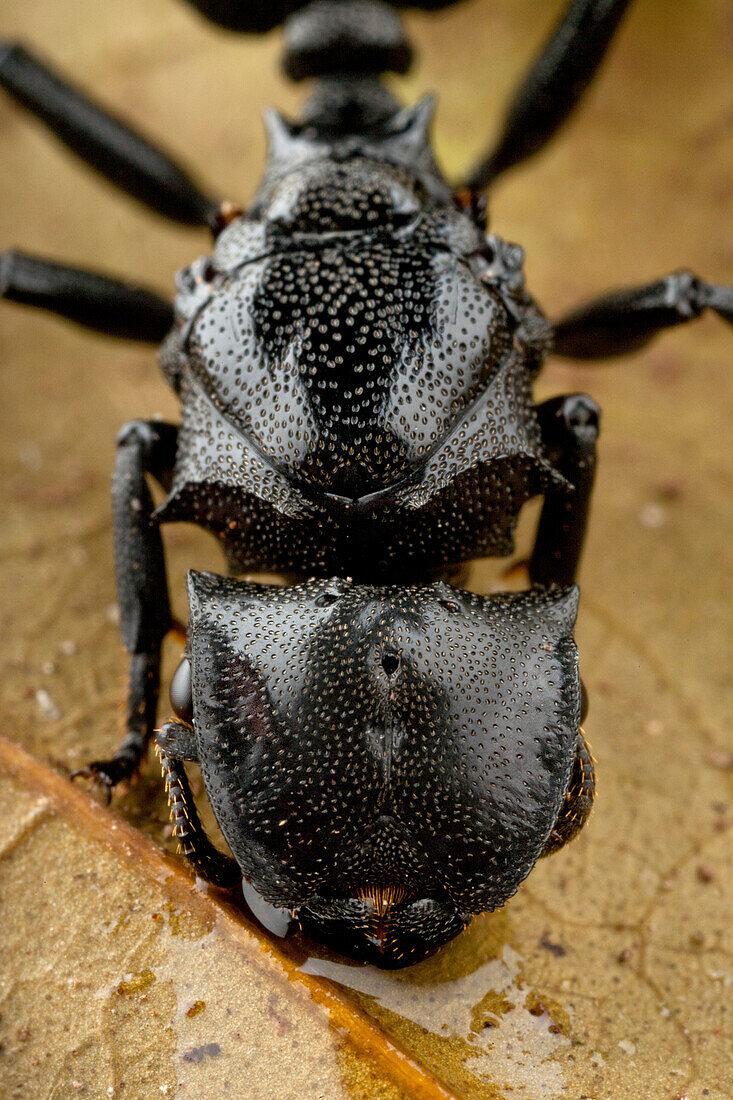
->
1, 0, 731, 966
158, 573, 590, 968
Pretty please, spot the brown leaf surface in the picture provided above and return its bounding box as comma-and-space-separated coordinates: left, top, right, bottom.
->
1, 1, 731, 1097
0, 737, 451, 1099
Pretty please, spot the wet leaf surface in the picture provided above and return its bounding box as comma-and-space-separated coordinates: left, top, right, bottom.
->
0, 738, 443, 1100
1, 1, 731, 1097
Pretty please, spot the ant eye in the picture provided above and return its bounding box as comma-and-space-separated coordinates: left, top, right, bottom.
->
201, 260, 218, 282
170, 657, 193, 724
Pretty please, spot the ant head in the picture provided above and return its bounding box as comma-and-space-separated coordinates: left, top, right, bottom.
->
182, 572, 583, 967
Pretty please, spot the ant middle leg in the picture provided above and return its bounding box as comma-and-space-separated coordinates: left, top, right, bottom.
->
530, 394, 601, 590
0, 251, 173, 342
552, 271, 733, 360
74, 420, 178, 798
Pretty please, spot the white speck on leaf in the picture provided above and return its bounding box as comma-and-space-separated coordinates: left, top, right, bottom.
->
35, 689, 62, 721
638, 502, 666, 528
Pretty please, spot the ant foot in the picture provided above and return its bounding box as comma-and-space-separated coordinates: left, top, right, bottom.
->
71, 755, 139, 803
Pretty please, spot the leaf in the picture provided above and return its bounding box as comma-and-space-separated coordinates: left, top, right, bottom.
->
0, 736, 455, 1100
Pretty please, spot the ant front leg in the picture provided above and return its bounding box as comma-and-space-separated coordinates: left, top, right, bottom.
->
530, 398, 598, 858
541, 730, 595, 857
74, 420, 178, 798
157, 721, 240, 888
530, 394, 601, 589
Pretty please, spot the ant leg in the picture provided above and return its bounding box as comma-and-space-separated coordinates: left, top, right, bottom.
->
541, 731, 595, 857
0, 251, 172, 342
74, 421, 178, 798
462, 0, 632, 190
530, 394, 600, 589
157, 725, 240, 887
0, 42, 218, 226
552, 271, 733, 359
